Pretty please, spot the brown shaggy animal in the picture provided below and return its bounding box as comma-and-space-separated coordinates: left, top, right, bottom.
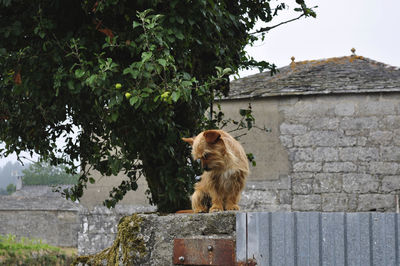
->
182, 129, 249, 212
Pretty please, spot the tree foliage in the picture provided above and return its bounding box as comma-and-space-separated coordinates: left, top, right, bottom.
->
0, 0, 315, 212
6, 183, 16, 195
22, 162, 79, 185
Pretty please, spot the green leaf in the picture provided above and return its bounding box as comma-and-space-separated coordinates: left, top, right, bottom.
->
158, 58, 167, 67
181, 80, 192, 87
132, 21, 141, 29
131, 181, 138, 190
222, 68, 232, 75
111, 112, 119, 121
74, 69, 85, 78
171, 91, 180, 102
175, 31, 184, 40
129, 96, 139, 106
141, 51, 153, 62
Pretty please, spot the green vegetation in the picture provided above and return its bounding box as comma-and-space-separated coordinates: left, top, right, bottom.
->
6, 183, 16, 195
22, 162, 79, 185
0, 0, 316, 212
0, 234, 75, 265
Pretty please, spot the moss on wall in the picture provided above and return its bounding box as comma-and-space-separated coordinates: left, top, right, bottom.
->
73, 214, 146, 265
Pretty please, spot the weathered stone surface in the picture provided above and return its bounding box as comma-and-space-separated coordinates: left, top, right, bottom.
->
279, 135, 293, 148
292, 179, 313, 194
380, 146, 400, 161
278, 190, 292, 205
290, 148, 313, 162
342, 174, 379, 193
292, 195, 321, 211
369, 130, 393, 145
340, 117, 379, 130
78, 205, 156, 255
369, 162, 399, 175
293, 162, 322, 172
335, 102, 355, 116
280, 123, 307, 135
380, 115, 400, 129
240, 189, 278, 211
314, 147, 339, 162
321, 193, 350, 212
357, 194, 396, 211
357, 100, 396, 116
313, 173, 342, 193
291, 172, 314, 180
323, 162, 357, 173
245, 176, 290, 190
309, 118, 339, 130
381, 176, 400, 192
134, 212, 237, 265
339, 147, 379, 162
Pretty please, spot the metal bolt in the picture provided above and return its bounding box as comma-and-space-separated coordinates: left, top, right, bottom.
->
179, 256, 185, 262
207, 245, 213, 251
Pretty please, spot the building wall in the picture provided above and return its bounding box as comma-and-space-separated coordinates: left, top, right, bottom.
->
0, 196, 80, 247
79, 170, 151, 209
220, 92, 400, 212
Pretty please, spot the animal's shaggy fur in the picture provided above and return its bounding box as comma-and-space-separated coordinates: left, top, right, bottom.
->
182, 129, 249, 212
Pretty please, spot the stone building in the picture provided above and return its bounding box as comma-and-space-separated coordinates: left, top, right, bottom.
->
221, 54, 400, 212
0, 182, 80, 247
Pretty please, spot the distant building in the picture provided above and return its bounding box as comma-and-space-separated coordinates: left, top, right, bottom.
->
0, 179, 80, 247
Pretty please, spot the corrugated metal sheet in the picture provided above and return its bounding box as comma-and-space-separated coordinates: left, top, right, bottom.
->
236, 212, 400, 266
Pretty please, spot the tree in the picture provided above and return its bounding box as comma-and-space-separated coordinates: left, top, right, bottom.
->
6, 183, 16, 195
22, 161, 79, 185
0, 0, 316, 212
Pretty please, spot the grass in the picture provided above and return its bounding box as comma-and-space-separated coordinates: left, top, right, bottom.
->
0, 234, 76, 265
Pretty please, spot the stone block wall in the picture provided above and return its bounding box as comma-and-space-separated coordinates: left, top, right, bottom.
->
225, 93, 400, 212
0, 196, 80, 247
281, 93, 400, 212
77, 210, 236, 264
78, 205, 156, 255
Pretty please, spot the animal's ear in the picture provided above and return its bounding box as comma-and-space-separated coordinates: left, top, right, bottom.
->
203, 130, 221, 144
182, 137, 194, 146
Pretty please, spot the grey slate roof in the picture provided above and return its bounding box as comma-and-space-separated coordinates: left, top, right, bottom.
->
0, 185, 80, 211
226, 55, 400, 100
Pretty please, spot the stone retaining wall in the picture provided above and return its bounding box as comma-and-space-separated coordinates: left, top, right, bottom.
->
77, 211, 236, 265
78, 205, 156, 255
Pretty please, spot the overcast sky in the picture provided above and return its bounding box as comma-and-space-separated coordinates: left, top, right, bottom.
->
1, 0, 399, 167
239, 0, 400, 77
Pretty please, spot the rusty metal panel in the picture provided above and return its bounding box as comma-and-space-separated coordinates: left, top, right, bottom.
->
173, 238, 235, 265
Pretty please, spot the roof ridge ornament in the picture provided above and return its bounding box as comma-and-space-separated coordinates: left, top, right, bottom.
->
290, 56, 296, 69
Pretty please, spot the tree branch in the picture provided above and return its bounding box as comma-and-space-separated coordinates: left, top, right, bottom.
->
250, 13, 305, 35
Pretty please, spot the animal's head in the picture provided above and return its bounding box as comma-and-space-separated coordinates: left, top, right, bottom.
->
182, 130, 227, 172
